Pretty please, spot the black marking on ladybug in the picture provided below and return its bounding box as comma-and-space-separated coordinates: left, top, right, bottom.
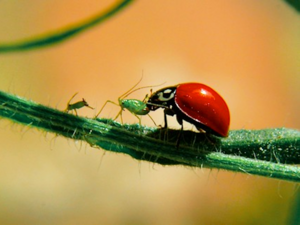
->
157, 89, 176, 102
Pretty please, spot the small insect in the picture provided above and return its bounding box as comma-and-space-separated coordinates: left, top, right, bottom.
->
146, 82, 230, 137
95, 78, 158, 125
65, 92, 94, 116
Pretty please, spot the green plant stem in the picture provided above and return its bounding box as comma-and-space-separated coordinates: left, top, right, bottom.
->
0, 0, 134, 53
284, 0, 300, 12
0, 90, 299, 182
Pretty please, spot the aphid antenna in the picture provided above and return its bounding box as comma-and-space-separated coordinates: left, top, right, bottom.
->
118, 75, 165, 101
118, 76, 144, 100
121, 83, 165, 100
65, 92, 78, 110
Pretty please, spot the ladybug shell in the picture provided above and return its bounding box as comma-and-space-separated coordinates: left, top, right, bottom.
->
175, 83, 230, 137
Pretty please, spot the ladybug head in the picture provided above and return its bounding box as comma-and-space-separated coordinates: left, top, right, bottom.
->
146, 86, 177, 111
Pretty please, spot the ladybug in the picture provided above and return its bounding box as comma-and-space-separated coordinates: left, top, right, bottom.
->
146, 83, 230, 137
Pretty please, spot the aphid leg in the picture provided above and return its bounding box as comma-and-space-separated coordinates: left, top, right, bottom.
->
147, 114, 157, 126
128, 111, 142, 125
142, 89, 153, 103
142, 94, 149, 102
73, 109, 78, 116
114, 108, 124, 124
95, 100, 119, 119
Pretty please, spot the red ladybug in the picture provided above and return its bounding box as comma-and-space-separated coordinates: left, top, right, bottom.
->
146, 83, 230, 137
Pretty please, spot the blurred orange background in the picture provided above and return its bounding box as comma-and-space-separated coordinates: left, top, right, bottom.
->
0, 1, 299, 224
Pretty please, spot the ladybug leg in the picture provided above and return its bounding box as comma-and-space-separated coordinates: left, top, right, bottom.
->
163, 108, 175, 128
176, 125, 183, 149
160, 108, 174, 143
163, 110, 168, 128
175, 114, 183, 148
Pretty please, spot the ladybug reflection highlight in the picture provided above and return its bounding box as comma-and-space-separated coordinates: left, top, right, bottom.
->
146, 83, 230, 137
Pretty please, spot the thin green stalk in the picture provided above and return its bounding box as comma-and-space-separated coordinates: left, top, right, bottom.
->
0, 0, 134, 53
284, 0, 300, 12
0, 90, 299, 182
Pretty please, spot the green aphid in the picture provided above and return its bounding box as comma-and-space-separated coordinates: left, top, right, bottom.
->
95, 77, 159, 125
65, 92, 94, 116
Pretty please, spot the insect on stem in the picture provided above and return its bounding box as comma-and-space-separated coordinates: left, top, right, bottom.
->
95, 77, 164, 126
65, 92, 94, 116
